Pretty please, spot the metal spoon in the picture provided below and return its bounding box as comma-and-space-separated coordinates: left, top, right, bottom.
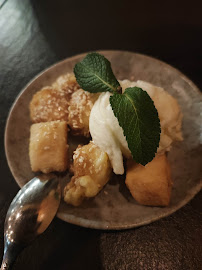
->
0, 174, 61, 270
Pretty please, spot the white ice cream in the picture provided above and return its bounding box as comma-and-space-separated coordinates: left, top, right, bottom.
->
89, 80, 183, 175
89, 91, 130, 175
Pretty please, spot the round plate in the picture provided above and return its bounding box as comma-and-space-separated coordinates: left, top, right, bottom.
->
5, 51, 202, 230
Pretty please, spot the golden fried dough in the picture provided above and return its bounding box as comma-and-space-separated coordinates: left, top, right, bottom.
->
30, 87, 70, 123
29, 121, 68, 173
52, 72, 80, 95
68, 90, 99, 137
64, 142, 112, 206
125, 154, 172, 206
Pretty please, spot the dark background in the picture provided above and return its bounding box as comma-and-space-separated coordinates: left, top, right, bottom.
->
0, 0, 201, 269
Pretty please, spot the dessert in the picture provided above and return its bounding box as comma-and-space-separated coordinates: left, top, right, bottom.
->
29, 121, 68, 173
68, 89, 99, 137
30, 87, 70, 123
89, 80, 183, 175
28, 52, 183, 207
30, 73, 99, 137
64, 142, 112, 206
52, 72, 80, 95
121, 80, 183, 153
89, 91, 131, 175
126, 154, 172, 206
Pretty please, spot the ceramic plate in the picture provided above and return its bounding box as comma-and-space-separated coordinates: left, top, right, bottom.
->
5, 51, 202, 230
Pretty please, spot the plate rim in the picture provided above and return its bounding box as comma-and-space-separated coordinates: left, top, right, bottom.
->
57, 180, 202, 230
4, 50, 202, 230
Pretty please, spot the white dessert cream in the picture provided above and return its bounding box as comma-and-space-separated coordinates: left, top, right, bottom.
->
89, 80, 183, 175
89, 91, 130, 175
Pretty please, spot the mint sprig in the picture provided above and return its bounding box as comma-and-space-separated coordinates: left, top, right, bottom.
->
74, 53, 120, 93
74, 52, 161, 165
110, 88, 160, 165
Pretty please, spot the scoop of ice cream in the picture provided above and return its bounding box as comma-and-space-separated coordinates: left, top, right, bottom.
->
89, 80, 183, 174
120, 80, 183, 153
89, 92, 130, 175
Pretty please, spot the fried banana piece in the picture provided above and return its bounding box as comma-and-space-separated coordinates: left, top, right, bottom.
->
29, 121, 68, 173
30, 87, 70, 123
52, 72, 80, 96
125, 154, 172, 206
64, 142, 112, 206
68, 89, 99, 137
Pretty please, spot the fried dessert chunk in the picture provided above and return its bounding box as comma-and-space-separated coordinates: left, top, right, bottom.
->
125, 154, 172, 206
68, 89, 99, 137
30, 86, 70, 123
29, 121, 68, 173
52, 72, 80, 95
64, 142, 112, 206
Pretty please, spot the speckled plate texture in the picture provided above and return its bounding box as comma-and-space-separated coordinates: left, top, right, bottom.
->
5, 51, 202, 230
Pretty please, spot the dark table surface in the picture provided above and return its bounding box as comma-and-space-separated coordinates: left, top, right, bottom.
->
0, 0, 202, 269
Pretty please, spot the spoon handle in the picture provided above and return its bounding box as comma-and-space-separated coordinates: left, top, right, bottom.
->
1, 242, 23, 270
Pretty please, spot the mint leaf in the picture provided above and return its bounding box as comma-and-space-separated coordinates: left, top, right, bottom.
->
74, 52, 120, 93
110, 87, 161, 165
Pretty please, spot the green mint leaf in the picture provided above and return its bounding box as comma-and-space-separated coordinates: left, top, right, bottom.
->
74, 52, 120, 93
110, 87, 161, 165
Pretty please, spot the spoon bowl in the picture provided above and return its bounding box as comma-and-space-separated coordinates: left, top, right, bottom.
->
1, 174, 61, 270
